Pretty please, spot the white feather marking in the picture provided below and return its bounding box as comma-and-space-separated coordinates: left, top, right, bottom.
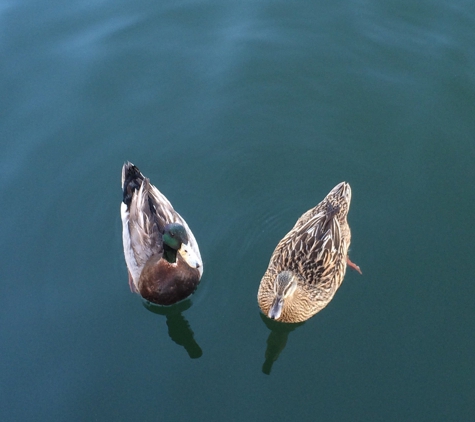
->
121, 202, 140, 290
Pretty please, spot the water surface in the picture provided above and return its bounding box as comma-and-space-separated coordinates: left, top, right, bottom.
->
1, 0, 474, 420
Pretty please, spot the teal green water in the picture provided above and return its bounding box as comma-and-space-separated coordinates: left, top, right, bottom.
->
1, 0, 474, 420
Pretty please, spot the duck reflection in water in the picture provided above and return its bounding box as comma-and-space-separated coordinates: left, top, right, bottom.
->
143, 299, 203, 359
260, 313, 304, 375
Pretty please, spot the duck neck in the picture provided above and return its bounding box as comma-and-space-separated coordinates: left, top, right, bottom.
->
163, 244, 178, 263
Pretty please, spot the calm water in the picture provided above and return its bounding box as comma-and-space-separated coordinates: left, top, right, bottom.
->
1, 0, 474, 420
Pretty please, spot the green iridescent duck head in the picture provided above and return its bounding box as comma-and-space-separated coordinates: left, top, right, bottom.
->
163, 223, 201, 269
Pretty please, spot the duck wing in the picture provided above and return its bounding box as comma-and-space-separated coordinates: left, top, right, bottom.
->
127, 178, 164, 267
272, 203, 342, 287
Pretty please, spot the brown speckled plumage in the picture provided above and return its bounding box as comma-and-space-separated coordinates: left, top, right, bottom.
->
257, 182, 359, 323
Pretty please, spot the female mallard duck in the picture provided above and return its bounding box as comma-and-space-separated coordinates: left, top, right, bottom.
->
121, 162, 203, 305
257, 182, 361, 323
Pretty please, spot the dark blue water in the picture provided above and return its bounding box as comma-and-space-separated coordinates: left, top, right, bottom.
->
1, 0, 474, 421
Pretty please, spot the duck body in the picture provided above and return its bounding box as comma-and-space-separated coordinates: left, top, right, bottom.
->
257, 182, 360, 323
121, 162, 203, 306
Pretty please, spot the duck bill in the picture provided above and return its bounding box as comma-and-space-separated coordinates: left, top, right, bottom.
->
268, 297, 284, 320
178, 243, 201, 269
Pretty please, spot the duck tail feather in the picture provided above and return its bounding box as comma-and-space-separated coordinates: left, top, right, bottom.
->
122, 161, 144, 207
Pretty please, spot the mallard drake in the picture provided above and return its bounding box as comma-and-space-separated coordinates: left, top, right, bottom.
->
257, 182, 361, 323
121, 162, 203, 305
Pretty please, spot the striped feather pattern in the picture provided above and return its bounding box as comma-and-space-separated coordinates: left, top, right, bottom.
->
257, 182, 356, 323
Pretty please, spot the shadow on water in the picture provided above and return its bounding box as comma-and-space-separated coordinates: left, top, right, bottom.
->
143, 299, 203, 359
259, 313, 305, 375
